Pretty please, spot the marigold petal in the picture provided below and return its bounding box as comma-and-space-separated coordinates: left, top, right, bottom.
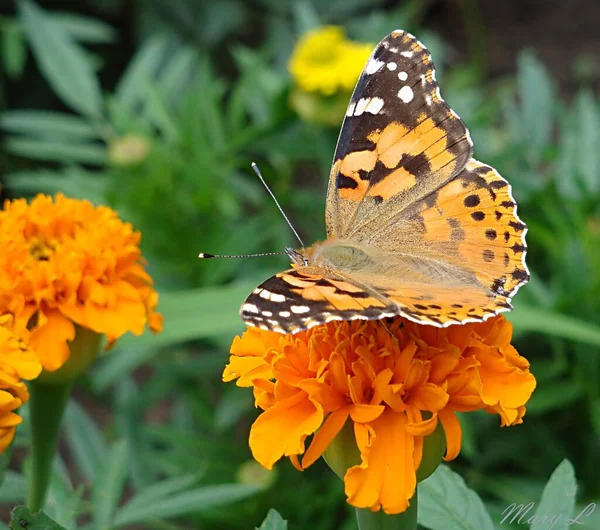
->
303, 407, 350, 468
30, 310, 76, 371
349, 404, 385, 424
439, 409, 462, 461
222, 356, 271, 386
345, 409, 416, 514
409, 382, 449, 412
249, 390, 323, 469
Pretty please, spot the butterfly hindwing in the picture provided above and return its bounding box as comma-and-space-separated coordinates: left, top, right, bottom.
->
325, 30, 473, 239
240, 268, 399, 333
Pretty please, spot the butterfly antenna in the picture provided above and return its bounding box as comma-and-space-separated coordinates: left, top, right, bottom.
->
251, 162, 305, 248
198, 251, 287, 259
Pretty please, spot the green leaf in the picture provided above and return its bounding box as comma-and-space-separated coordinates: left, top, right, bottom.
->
18, 0, 103, 117
418, 464, 494, 530
0, 471, 26, 503
528, 460, 577, 530
4, 138, 106, 164
3, 168, 108, 204
1, 19, 27, 78
0, 110, 99, 139
44, 474, 83, 530
527, 380, 584, 414
575, 90, 600, 195
119, 474, 200, 514
113, 483, 262, 527
63, 401, 108, 483
115, 32, 171, 109
92, 440, 129, 530
257, 509, 288, 530
516, 51, 554, 157
10, 506, 67, 530
509, 305, 600, 347
49, 12, 117, 44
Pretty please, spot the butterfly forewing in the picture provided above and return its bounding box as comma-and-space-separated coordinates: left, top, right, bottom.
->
325, 30, 473, 239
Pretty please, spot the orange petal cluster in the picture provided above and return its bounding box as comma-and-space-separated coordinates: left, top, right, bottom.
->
0, 314, 42, 451
223, 315, 536, 514
0, 194, 163, 371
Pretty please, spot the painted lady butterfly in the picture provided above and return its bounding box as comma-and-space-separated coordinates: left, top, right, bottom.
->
240, 30, 529, 333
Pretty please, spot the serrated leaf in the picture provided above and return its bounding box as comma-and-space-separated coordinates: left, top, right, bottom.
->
530, 460, 577, 530
4, 137, 107, 164
18, 0, 103, 117
113, 483, 262, 527
418, 465, 494, 530
0, 110, 99, 139
10, 506, 67, 530
256, 509, 288, 530
92, 440, 129, 530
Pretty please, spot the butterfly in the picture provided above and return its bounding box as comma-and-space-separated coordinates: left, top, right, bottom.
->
240, 29, 529, 334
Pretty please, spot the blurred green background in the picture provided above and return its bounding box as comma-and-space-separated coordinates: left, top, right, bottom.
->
1, 0, 599, 528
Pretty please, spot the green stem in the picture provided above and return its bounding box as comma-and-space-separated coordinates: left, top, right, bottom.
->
27, 379, 73, 513
356, 489, 418, 530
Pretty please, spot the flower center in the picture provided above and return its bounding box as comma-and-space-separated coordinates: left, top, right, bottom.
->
28, 236, 57, 261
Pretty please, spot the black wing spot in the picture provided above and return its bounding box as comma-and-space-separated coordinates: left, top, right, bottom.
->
482, 249, 495, 262
337, 174, 358, 190
463, 194, 480, 207
485, 229, 497, 240
471, 211, 485, 221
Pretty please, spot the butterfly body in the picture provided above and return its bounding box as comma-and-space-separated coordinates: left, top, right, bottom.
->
240, 30, 529, 334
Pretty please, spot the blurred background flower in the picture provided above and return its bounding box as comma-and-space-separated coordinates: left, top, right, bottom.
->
0, 193, 162, 373
0, 0, 598, 528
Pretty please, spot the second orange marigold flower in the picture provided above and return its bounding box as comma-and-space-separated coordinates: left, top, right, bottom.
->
223, 315, 536, 514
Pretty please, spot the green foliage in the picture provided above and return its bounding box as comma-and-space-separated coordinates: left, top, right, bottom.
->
1, 0, 599, 528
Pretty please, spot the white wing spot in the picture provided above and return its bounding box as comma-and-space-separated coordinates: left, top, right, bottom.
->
346, 101, 356, 117
262, 311, 272, 317
401, 51, 414, 58
398, 71, 408, 81
279, 311, 291, 318
386, 62, 397, 71
291, 305, 310, 314
365, 58, 385, 75
259, 290, 285, 302
354, 97, 369, 116
397, 86, 414, 103
390, 47, 398, 53
242, 303, 259, 314
364, 97, 384, 115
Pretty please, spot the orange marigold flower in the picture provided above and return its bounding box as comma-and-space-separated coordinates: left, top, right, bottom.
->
0, 314, 42, 452
223, 315, 536, 514
0, 194, 163, 372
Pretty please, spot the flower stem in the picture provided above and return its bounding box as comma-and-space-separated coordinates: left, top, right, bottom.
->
355, 490, 418, 530
27, 379, 73, 513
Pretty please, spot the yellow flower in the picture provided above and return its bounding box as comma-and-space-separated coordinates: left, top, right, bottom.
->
223, 316, 536, 514
0, 194, 163, 372
0, 314, 42, 452
288, 26, 373, 96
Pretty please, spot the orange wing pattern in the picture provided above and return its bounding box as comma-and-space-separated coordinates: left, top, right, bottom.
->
237, 30, 529, 334
325, 30, 473, 239
240, 268, 398, 333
